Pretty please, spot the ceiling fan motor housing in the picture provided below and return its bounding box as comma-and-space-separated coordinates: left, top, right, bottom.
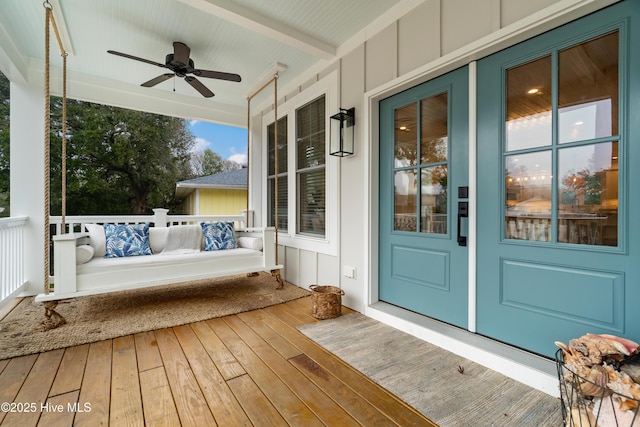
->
165, 54, 194, 77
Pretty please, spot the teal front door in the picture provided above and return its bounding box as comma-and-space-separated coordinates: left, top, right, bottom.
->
476, 1, 640, 357
379, 67, 469, 328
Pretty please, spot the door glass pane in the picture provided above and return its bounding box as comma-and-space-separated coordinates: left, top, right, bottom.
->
394, 169, 417, 231
505, 151, 552, 241
505, 56, 552, 151
395, 104, 417, 167
420, 166, 447, 234
421, 93, 448, 163
558, 142, 618, 246
558, 31, 618, 144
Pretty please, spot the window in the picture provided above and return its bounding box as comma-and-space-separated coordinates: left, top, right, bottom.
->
262, 71, 337, 255
267, 117, 288, 231
504, 31, 619, 247
296, 96, 325, 236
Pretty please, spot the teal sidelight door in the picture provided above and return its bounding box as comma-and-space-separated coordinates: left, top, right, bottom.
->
379, 67, 469, 329
476, 1, 640, 357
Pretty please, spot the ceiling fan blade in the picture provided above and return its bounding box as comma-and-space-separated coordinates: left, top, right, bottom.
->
107, 50, 166, 68
141, 73, 174, 87
173, 42, 191, 66
185, 76, 214, 98
193, 69, 241, 82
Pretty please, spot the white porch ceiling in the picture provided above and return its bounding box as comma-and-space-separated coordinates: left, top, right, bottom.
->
0, 0, 406, 126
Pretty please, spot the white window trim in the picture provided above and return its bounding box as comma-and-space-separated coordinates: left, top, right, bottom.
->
261, 70, 339, 256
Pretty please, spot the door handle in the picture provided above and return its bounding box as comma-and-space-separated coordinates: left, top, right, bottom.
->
457, 201, 468, 247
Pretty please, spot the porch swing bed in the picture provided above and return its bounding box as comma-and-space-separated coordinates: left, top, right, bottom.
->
35, 2, 285, 305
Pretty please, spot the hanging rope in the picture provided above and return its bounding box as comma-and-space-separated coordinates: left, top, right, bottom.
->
247, 73, 283, 288
41, 0, 69, 329
43, 5, 51, 294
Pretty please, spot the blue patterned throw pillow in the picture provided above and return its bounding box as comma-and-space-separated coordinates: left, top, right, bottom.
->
201, 222, 237, 251
103, 223, 153, 258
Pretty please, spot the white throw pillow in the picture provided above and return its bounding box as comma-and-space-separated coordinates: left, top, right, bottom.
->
75, 244, 94, 264
84, 223, 106, 258
148, 227, 169, 254
237, 236, 263, 251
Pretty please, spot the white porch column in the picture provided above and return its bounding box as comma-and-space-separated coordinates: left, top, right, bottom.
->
10, 80, 45, 296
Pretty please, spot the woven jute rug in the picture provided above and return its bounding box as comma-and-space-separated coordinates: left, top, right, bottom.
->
0, 273, 308, 361
299, 313, 562, 427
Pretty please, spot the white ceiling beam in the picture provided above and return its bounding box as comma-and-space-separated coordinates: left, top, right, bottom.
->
177, 0, 336, 60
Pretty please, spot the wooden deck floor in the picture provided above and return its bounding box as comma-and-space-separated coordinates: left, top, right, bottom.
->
0, 296, 436, 426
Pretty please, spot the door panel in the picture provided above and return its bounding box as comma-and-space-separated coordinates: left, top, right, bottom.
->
476, 1, 639, 357
379, 66, 468, 329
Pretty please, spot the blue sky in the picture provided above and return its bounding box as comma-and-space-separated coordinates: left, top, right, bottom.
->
188, 120, 248, 165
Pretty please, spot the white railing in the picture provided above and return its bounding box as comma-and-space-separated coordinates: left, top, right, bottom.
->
0, 216, 28, 307
49, 209, 253, 237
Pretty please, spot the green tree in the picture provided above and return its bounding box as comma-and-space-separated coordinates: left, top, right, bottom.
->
49, 98, 195, 215
0, 72, 9, 216
190, 148, 242, 177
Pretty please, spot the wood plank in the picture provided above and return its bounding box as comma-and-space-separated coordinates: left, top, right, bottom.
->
258, 308, 438, 427
2, 349, 64, 427
139, 367, 181, 427
154, 328, 217, 426
134, 331, 163, 372
0, 354, 37, 424
263, 300, 316, 327
172, 324, 251, 426
237, 310, 303, 359
223, 315, 359, 426
49, 344, 89, 397
37, 390, 80, 427
190, 320, 246, 380
289, 353, 400, 427
0, 358, 9, 375
206, 317, 324, 427
75, 340, 112, 427
227, 374, 287, 427
110, 335, 144, 426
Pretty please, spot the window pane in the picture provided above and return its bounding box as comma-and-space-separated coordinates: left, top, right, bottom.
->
296, 96, 326, 236
268, 176, 288, 231
420, 166, 447, 234
421, 93, 448, 164
267, 116, 287, 231
268, 117, 287, 176
395, 104, 417, 167
297, 96, 325, 169
558, 142, 617, 246
505, 151, 552, 241
559, 31, 618, 144
298, 169, 324, 236
505, 56, 552, 151
394, 169, 417, 231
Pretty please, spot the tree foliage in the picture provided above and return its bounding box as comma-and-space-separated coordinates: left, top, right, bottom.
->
0, 72, 9, 215
191, 148, 242, 176
49, 98, 195, 215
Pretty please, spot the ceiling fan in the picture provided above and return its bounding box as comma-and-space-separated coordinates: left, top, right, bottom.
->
107, 42, 241, 98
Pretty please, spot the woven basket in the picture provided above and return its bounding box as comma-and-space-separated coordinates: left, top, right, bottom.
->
309, 285, 345, 320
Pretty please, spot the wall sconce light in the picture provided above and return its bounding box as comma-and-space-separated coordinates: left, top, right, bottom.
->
330, 107, 355, 157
